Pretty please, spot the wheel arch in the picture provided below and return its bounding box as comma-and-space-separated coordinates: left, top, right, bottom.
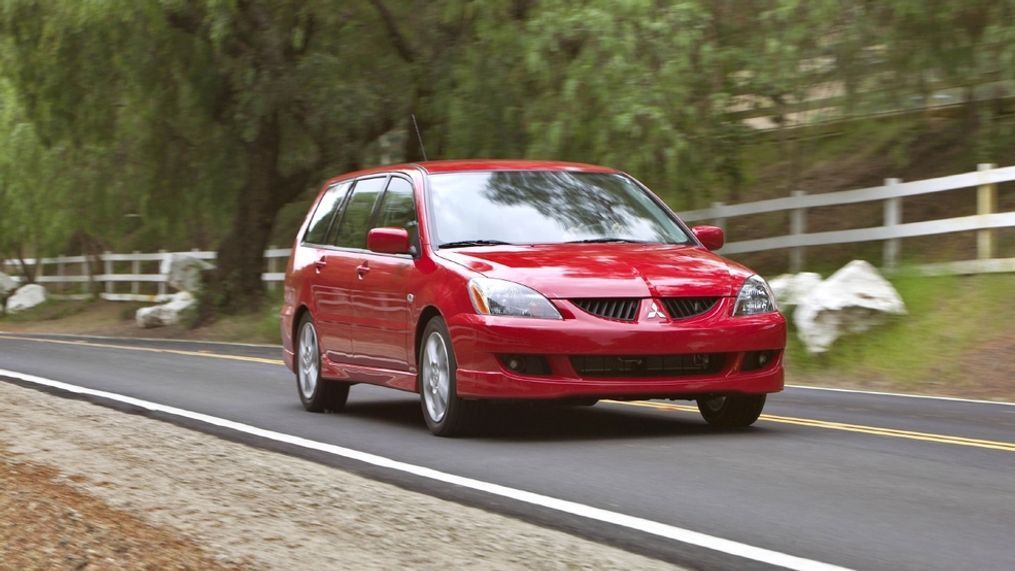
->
293, 304, 311, 348
414, 305, 443, 375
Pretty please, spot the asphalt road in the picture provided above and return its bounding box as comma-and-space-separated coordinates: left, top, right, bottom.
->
1, 333, 1013, 570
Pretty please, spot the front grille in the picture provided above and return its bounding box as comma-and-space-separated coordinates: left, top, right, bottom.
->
571, 353, 726, 378
661, 297, 720, 319
572, 298, 640, 321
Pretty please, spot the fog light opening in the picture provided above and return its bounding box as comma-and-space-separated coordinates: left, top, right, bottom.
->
497, 354, 552, 376
741, 350, 777, 372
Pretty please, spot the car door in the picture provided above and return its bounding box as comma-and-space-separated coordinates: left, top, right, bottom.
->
316, 175, 388, 364
299, 181, 352, 359
348, 175, 418, 371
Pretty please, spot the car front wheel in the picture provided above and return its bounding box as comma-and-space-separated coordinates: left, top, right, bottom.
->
296, 314, 349, 413
419, 316, 480, 437
697, 394, 766, 428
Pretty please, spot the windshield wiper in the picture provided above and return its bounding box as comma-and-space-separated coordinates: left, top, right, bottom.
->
438, 239, 514, 249
564, 237, 649, 244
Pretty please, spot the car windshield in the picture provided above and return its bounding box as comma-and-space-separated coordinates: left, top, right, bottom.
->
428, 171, 691, 247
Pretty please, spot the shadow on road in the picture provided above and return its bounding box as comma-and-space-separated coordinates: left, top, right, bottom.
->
336, 398, 773, 442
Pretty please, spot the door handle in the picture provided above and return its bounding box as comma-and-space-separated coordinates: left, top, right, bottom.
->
314, 256, 327, 271
356, 262, 371, 279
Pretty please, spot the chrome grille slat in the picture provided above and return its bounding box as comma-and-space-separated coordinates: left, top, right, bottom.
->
572, 298, 640, 322
661, 297, 719, 319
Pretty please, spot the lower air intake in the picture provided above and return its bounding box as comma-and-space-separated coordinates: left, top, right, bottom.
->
571, 354, 727, 378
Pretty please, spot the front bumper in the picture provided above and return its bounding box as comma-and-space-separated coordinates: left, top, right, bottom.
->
447, 301, 786, 400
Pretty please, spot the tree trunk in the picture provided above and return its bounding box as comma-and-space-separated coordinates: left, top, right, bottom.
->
209, 115, 285, 315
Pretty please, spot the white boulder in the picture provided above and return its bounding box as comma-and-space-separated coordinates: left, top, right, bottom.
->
768, 272, 822, 309
794, 260, 906, 353
6, 283, 47, 313
161, 254, 213, 292
135, 291, 196, 328
0, 272, 18, 296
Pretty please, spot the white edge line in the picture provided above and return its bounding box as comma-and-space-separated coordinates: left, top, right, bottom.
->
786, 385, 1015, 407
0, 368, 851, 571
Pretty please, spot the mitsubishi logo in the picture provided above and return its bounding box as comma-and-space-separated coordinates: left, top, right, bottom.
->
646, 301, 666, 319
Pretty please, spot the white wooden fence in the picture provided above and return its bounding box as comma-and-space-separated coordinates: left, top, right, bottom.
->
681, 163, 1014, 274
2, 248, 292, 303
3, 164, 1012, 302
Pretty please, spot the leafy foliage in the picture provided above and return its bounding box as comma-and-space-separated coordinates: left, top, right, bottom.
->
1, 0, 1012, 308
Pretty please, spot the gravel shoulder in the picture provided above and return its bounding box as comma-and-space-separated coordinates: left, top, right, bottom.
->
0, 381, 677, 570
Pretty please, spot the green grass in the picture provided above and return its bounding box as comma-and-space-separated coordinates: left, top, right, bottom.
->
256, 302, 283, 343
0, 299, 91, 323
785, 272, 1014, 389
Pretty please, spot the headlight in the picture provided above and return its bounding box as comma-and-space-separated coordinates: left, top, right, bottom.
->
733, 275, 777, 316
468, 277, 562, 320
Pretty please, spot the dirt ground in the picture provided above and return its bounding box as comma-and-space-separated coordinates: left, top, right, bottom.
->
0, 381, 677, 570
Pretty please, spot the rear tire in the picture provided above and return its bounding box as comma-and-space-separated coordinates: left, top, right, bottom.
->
418, 316, 481, 437
296, 314, 349, 413
697, 394, 766, 428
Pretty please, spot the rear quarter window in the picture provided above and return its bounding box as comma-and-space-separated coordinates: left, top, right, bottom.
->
303, 182, 350, 244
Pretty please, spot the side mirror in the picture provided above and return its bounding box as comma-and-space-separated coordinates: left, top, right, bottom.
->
367, 227, 412, 255
692, 225, 725, 251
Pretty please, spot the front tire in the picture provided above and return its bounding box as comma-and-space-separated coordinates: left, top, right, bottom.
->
296, 314, 349, 413
419, 316, 480, 436
697, 394, 766, 428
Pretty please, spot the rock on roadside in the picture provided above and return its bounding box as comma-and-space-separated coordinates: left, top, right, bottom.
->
135, 291, 196, 328
162, 253, 214, 293
0, 272, 17, 296
5, 283, 47, 313
768, 272, 822, 309
793, 260, 906, 353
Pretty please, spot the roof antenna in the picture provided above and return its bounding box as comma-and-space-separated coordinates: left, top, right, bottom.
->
411, 113, 428, 162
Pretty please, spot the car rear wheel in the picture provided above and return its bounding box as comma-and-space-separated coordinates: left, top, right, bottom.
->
296, 314, 349, 413
419, 316, 480, 437
697, 394, 766, 428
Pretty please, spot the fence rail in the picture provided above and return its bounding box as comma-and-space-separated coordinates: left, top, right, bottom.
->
2, 248, 292, 303
682, 163, 1013, 272
3, 164, 1012, 303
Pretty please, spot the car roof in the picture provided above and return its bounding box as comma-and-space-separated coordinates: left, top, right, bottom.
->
325, 159, 620, 185
414, 159, 619, 174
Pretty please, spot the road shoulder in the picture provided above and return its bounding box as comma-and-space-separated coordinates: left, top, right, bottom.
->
0, 380, 677, 570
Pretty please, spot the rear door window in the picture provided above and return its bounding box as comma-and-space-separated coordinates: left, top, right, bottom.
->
330, 176, 388, 249
303, 181, 351, 245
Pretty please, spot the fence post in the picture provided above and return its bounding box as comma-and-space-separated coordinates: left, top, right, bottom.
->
883, 178, 902, 269
977, 163, 997, 260
131, 251, 141, 296
267, 245, 278, 276
789, 190, 807, 273
157, 249, 168, 298
710, 201, 726, 234
80, 253, 90, 296
103, 251, 113, 298
52, 256, 61, 295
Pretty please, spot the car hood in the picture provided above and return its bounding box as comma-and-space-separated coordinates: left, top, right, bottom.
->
436, 244, 749, 298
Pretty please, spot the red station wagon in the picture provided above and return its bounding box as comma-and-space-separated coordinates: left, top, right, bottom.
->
281, 160, 785, 436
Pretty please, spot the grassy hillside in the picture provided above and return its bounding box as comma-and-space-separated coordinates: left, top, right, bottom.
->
785, 272, 1014, 400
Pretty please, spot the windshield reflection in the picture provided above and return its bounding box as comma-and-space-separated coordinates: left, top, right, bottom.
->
428, 171, 690, 247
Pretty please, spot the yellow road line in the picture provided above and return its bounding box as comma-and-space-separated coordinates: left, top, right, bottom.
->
609, 400, 1015, 453
3, 334, 1012, 452
0, 335, 285, 366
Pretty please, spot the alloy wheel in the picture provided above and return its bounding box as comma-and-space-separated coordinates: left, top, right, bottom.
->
298, 321, 319, 399
422, 332, 451, 422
